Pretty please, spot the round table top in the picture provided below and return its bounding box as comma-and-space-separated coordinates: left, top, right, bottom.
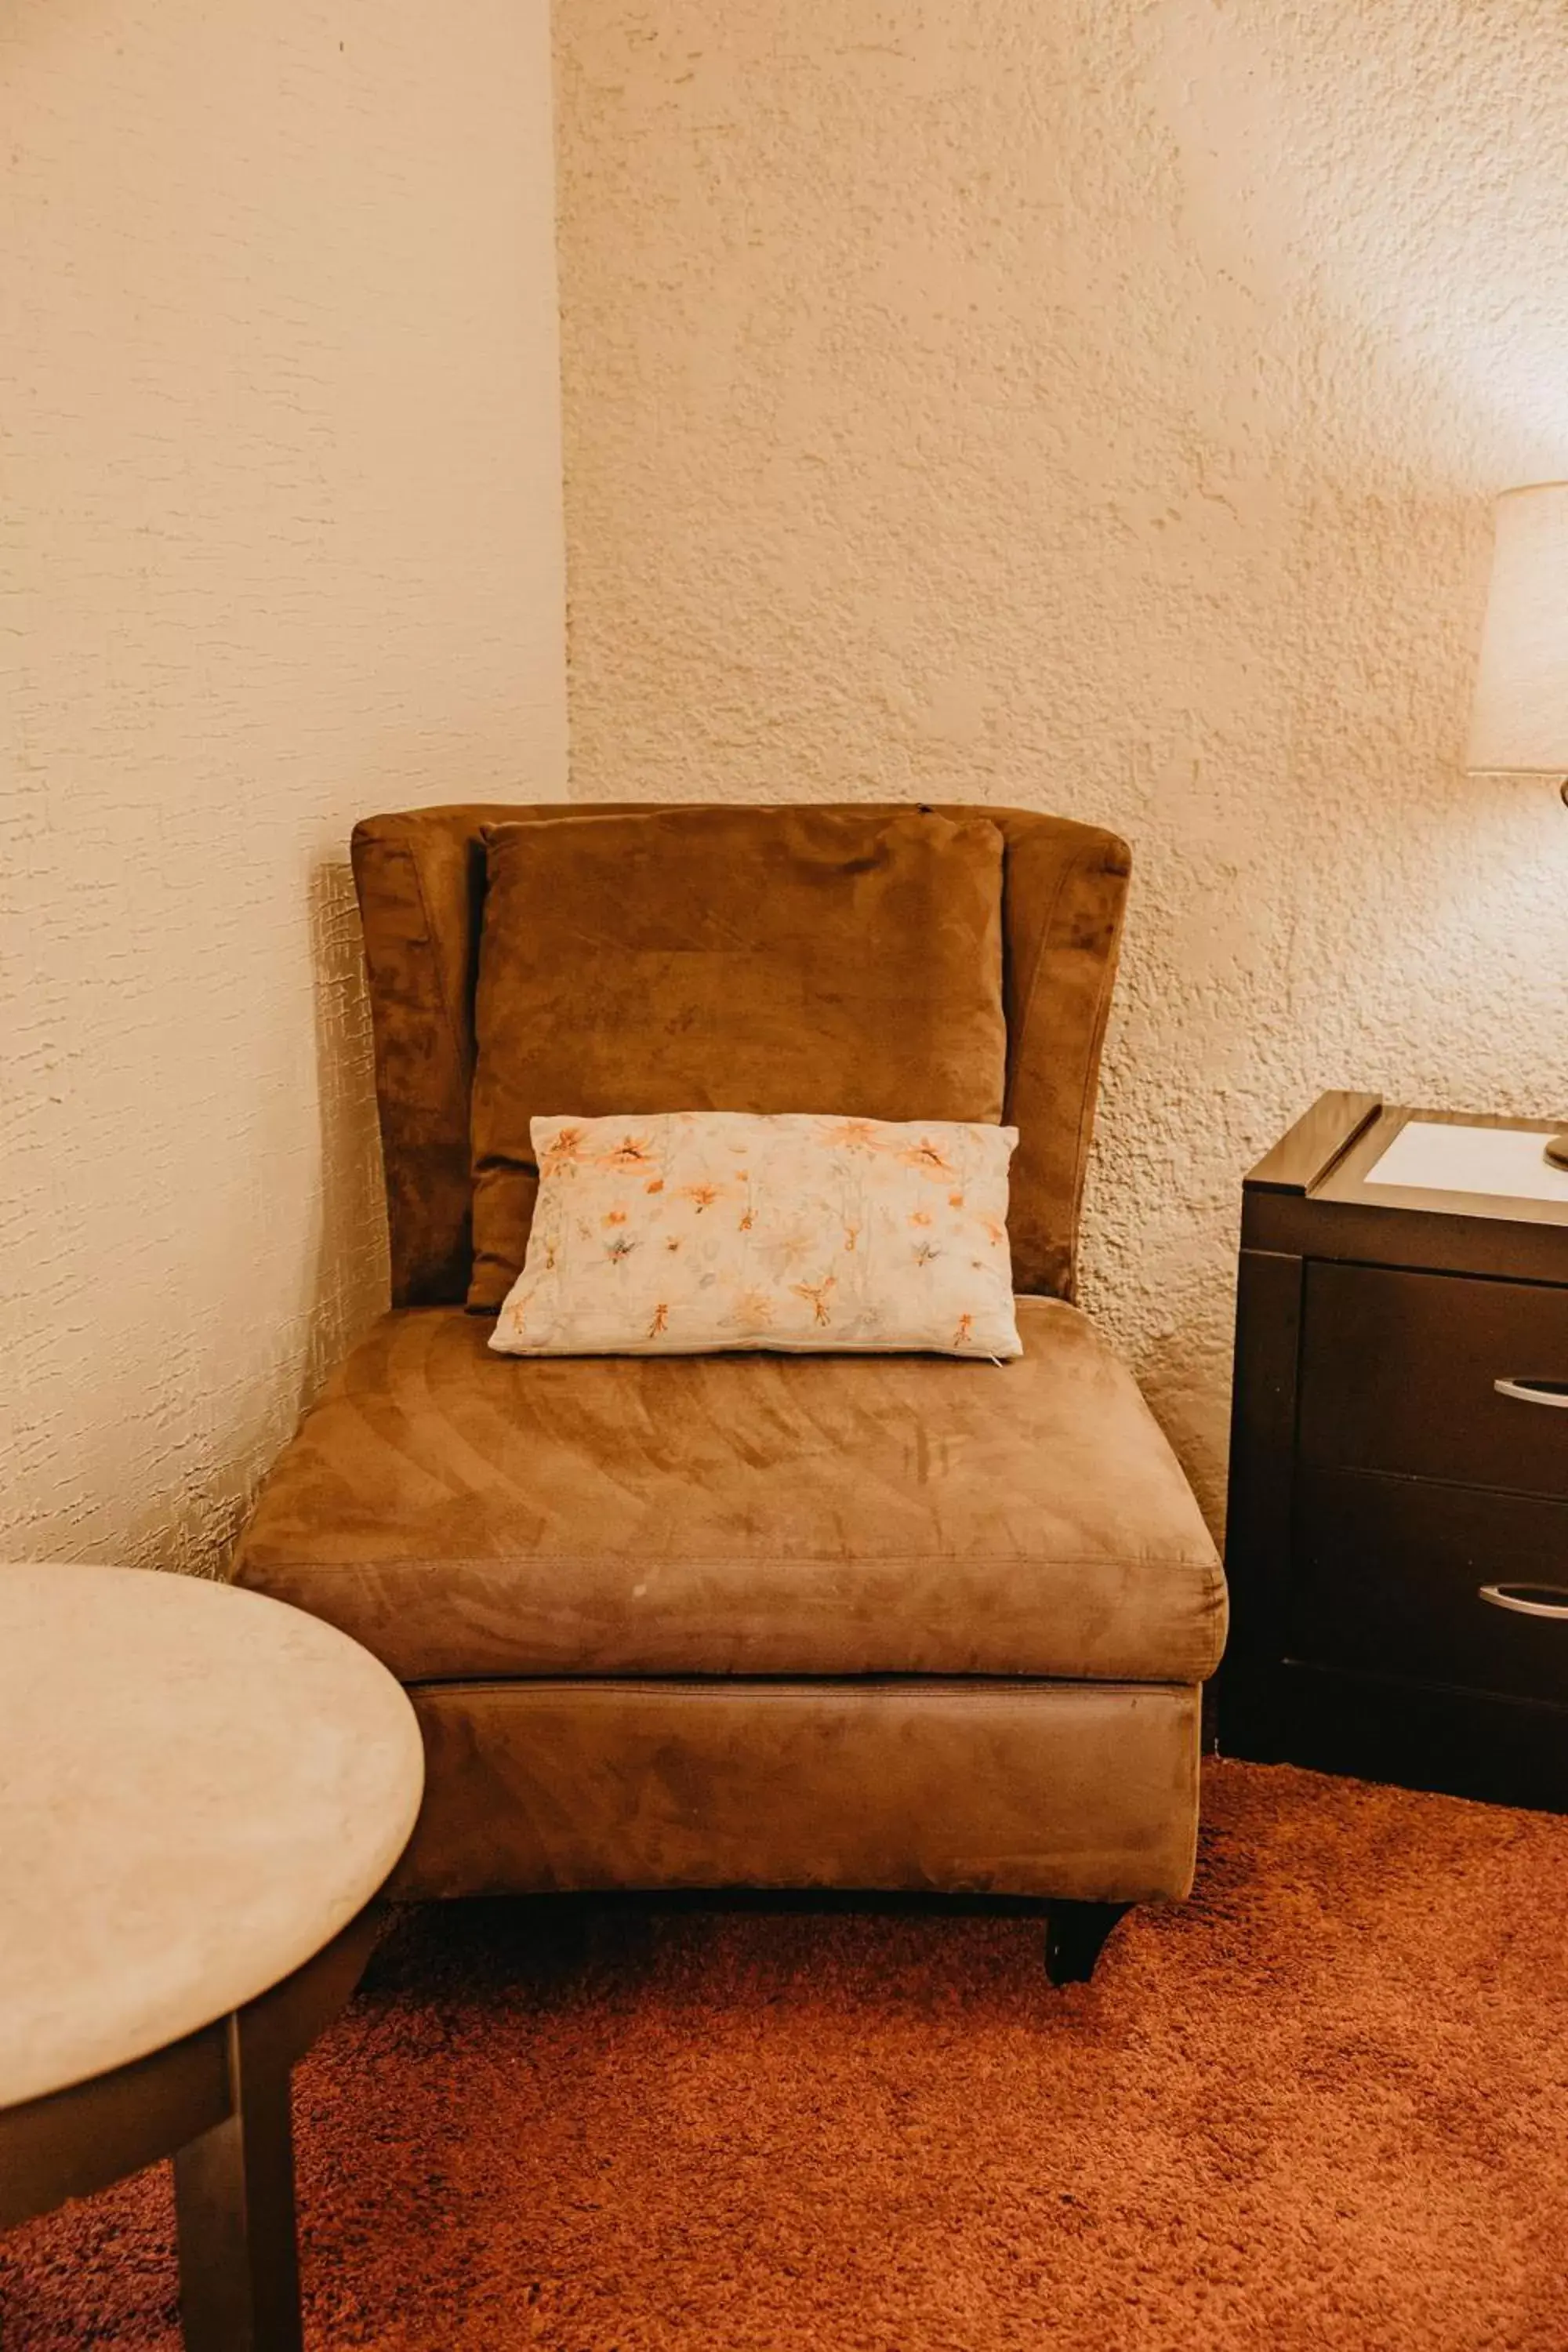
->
0, 1563, 424, 2110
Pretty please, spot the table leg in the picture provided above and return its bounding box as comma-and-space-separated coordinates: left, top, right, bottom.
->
172, 2011, 303, 2352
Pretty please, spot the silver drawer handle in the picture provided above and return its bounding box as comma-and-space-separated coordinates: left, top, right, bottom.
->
1493, 1377, 1568, 1409
1479, 1583, 1568, 1619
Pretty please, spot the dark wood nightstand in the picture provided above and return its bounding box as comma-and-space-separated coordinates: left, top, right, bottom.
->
1221, 1091, 1568, 1810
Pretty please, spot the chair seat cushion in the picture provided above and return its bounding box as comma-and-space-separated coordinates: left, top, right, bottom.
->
233, 1300, 1225, 1686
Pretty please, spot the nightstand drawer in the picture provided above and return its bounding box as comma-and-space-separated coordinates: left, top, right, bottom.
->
1301, 1262, 1568, 1500
1292, 1468, 1568, 1707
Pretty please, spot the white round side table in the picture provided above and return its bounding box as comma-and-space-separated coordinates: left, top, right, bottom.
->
0, 1562, 424, 2350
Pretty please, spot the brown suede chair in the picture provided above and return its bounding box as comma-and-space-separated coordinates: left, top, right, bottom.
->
234, 804, 1225, 1984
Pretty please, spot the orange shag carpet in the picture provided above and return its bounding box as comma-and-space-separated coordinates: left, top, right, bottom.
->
5, 1759, 1567, 2351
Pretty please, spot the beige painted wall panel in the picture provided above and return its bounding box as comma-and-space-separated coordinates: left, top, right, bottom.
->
2, 0, 567, 1571
555, 0, 1568, 1519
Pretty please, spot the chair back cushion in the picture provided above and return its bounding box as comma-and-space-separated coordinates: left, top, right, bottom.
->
469, 805, 1007, 1306
350, 800, 1130, 1306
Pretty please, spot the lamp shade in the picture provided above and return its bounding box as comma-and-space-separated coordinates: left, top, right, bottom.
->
1468, 482, 1568, 774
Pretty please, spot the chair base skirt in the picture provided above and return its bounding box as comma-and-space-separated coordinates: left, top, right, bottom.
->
390, 1677, 1202, 1906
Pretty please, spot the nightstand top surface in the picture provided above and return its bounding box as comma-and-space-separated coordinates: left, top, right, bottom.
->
1360, 1118, 1568, 1208
1242, 1094, 1568, 1279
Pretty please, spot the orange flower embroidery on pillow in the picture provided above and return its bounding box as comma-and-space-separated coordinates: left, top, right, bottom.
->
603, 1134, 654, 1171
540, 1126, 588, 1171
790, 1274, 837, 1326
900, 1138, 955, 1179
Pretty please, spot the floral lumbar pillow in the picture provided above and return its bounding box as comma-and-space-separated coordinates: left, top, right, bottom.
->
489, 1112, 1022, 1359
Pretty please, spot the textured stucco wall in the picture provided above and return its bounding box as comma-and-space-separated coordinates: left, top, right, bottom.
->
554, 0, 1568, 1521
2, 0, 567, 1572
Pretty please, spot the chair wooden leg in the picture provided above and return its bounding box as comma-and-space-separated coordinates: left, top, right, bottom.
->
173, 2013, 303, 2352
1044, 1901, 1130, 1987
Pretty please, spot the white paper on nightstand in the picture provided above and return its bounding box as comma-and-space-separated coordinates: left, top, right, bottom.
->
1364, 1120, 1568, 1206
